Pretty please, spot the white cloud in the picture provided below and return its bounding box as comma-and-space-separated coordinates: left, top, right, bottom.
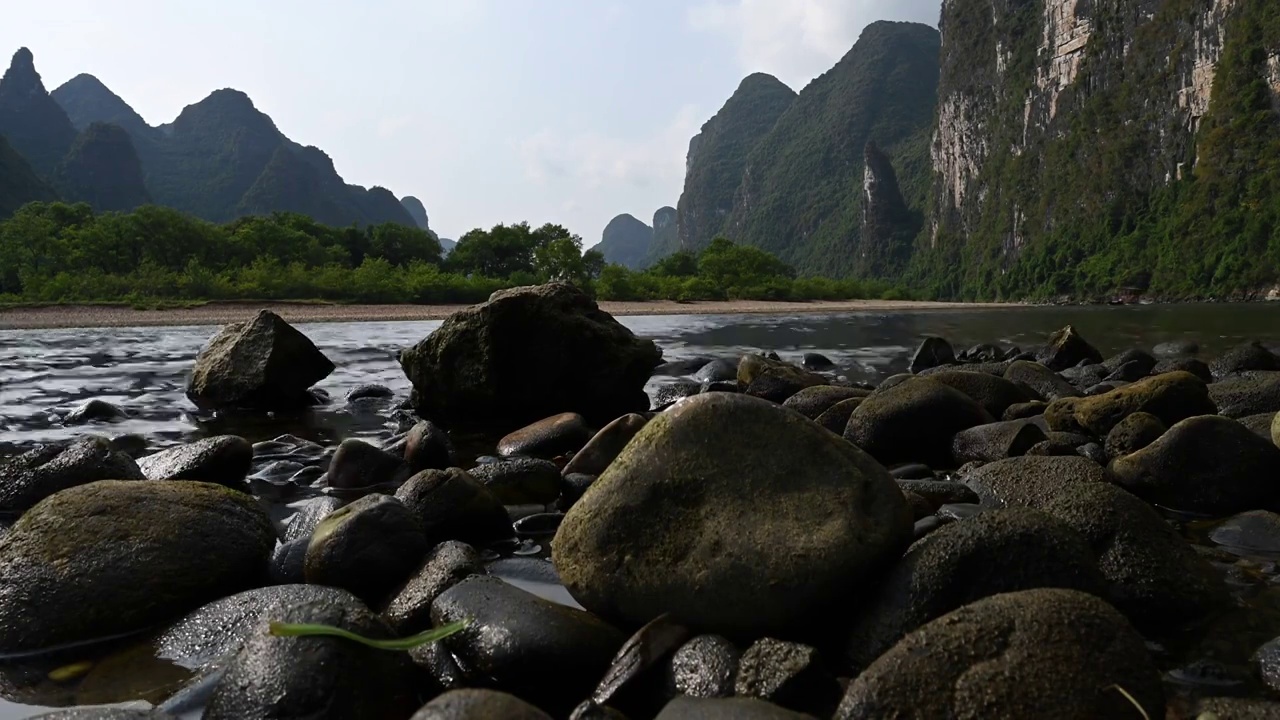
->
687, 0, 938, 88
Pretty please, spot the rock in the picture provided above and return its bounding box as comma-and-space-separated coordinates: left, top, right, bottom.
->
1211, 372, 1280, 418
383, 541, 484, 634
1044, 371, 1216, 436
1152, 357, 1212, 382
1103, 360, 1150, 383
468, 457, 561, 504
801, 352, 835, 370
657, 696, 815, 719
1061, 362, 1109, 390
653, 357, 714, 377
28, 711, 174, 719
1212, 341, 1280, 379
346, 383, 394, 401
950, 419, 1046, 465
958, 343, 1003, 363
186, 309, 334, 410
1211, 510, 1280, 553
304, 494, 430, 606
902, 490, 934, 520
653, 380, 702, 409
136, 435, 252, 488
432, 575, 626, 713
283, 496, 345, 543
1110, 415, 1280, 514
836, 589, 1164, 720
1154, 339, 1199, 357
404, 420, 454, 472
563, 414, 648, 477
1036, 325, 1104, 371
0, 480, 273, 652
739, 355, 826, 403
920, 370, 1031, 418
63, 398, 127, 425
781, 386, 867, 419
203, 592, 419, 720
399, 282, 661, 432
844, 508, 1107, 670
554, 393, 911, 637
1241, 411, 1277, 439
700, 380, 740, 394
1084, 380, 1126, 396
412, 689, 552, 719
1195, 697, 1280, 719
896, 479, 978, 508
1003, 360, 1081, 401
1002, 400, 1048, 419
108, 433, 149, 459
813, 397, 863, 435
909, 336, 955, 374
1103, 412, 1165, 459
735, 638, 839, 717
1077, 442, 1107, 465
0, 435, 144, 512
1254, 636, 1280, 694
845, 378, 994, 468
889, 463, 934, 480
561, 473, 598, 506
327, 438, 409, 490
667, 635, 739, 698
1102, 348, 1156, 375
962, 455, 1107, 508
498, 412, 592, 459
693, 359, 737, 383
395, 468, 513, 546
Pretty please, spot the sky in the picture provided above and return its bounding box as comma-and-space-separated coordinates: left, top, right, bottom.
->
1, 0, 939, 245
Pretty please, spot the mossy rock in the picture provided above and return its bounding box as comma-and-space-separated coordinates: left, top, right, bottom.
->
186, 309, 334, 411
1044, 371, 1215, 436
921, 369, 1033, 418
845, 377, 994, 468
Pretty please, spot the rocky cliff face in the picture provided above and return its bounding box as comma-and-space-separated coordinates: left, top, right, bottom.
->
859, 141, 918, 278
648, 206, 678, 265
400, 196, 430, 230
54, 122, 151, 212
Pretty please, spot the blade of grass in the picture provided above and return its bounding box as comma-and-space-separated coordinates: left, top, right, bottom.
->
1105, 684, 1151, 720
268, 619, 468, 651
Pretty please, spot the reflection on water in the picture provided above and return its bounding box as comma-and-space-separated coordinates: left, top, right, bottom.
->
4, 304, 1280, 716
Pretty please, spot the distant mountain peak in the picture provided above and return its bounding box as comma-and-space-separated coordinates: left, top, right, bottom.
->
598, 213, 654, 270
10, 48, 33, 72
2, 47, 45, 97
52, 74, 150, 135
0, 46, 78, 176
400, 196, 429, 230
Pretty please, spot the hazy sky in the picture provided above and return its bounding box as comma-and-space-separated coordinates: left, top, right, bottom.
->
2, 0, 938, 245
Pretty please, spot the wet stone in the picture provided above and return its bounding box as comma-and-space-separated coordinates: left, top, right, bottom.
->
656, 696, 817, 719
411, 689, 553, 720
889, 463, 934, 480
813, 397, 863, 435
909, 336, 955, 374
1210, 510, 1280, 554
63, 398, 128, 425
0, 435, 144, 513
1152, 357, 1212, 383
802, 352, 835, 370
137, 435, 252, 489
468, 457, 561, 504
562, 414, 648, 477
304, 494, 430, 607
514, 512, 563, 537
652, 381, 702, 409
782, 386, 867, 420
346, 383, 394, 401
897, 479, 978, 508
694, 359, 738, 383
327, 438, 409, 489
667, 634, 739, 699
404, 420, 454, 473
735, 638, 840, 717
383, 540, 484, 634
498, 412, 592, 459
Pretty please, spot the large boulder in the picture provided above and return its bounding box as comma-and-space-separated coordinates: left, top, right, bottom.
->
1109, 415, 1280, 514
908, 336, 955, 374
553, 393, 911, 638
304, 494, 430, 606
1043, 371, 1216, 436
0, 480, 274, 652
836, 589, 1164, 719
186, 309, 334, 410
962, 455, 1107, 508
395, 468, 513, 547
845, 378, 994, 468
1210, 372, 1280, 418
738, 355, 826, 403
0, 435, 143, 513
1003, 360, 1081, 401
1036, 325, 1104, 371
920, 370, 1032, 419
1211, 341, 1280, 379
781, 386, 867, 420
399, 282, 662, 433
950, 419, 1045, 465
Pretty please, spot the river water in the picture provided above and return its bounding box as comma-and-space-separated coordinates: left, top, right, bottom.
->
3, 303, 1280, 717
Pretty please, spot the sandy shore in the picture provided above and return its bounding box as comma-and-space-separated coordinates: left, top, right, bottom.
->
0, 299, 1009, 330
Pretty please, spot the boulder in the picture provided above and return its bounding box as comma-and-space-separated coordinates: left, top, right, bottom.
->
395, 468, 513, 546
1103, 411, 1165, 459
404, 420, 454, 472
63, 399, 128, 425
203, 592, 419, 720
908, 336, 955, 374
186, 309, 334, 410
801, 353, 834, 370
1152, 357, 1212, 383
845, 378, 994, 468
399, 282, 661, 433
924, 370, 1033, 418
693, 359, 737, 383
554, 393, 911, 638
1211, 510, 1280, 553
468, 458, 561, 504
962, 455, 1107, 508
1002, 400, 1048, 419
667, 635, 739, 698
836, 589, 1164, 720
1110, 415, 1280, 514
1044, 371, 1215, 436
813, 397, 863, 435
1102, 348, 1156, 377
412, 689, 552, 720
781, 386, 867, 420
656, 696, 816, 720
383, 541, 484, 634
346, 383, 395, 401
950, 419, 1046, 465
1212, 341, 1280, 380
562, 414, 648, 476
304, 494, 430, 606
1154, 339, 1199, 357
0, 480, 274, 652
1211, 372, 1280, 418
432, 575, 626, 714
498, 412, 592, 459
1036, 325, 1103, 371
844, 508, 1107, 670
739, 355, 826, 403
653, 380, 702, 409
136, 435, 252, 488
1003, 360, 1080, 401
326, 438, 409, 489
0, 435, 143, 512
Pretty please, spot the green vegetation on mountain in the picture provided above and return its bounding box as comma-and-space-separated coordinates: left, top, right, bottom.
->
596, 213, 653, 270
0, 48, 77, 178
648, 206, 678, 266
53, 122, 151, 212
0, 135, 57, 218
51, 73, 153, 137
676, 73, 796, 251
400, 195, 430, 230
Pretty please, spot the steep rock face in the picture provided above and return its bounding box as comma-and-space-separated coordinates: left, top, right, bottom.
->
648, 206, 679, 265
859, 141, 919, 278
54, 122, 151, 212
919, 0, 1277, 300
676, 73, 796, 252
400, 195, 430, 230
0, 48, 77, 178
0, 134, 57, 218
596, 213, 653, 270
722, 21, 941, 277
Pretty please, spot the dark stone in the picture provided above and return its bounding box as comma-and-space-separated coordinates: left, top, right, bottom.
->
700, 380, 740, 394
837, 589, 1164, 720
346, 384, 394, 401
1154, 340, 1199, 357
657, 696, 815, 719
107, 433, 149, 459
0, 480, 273, 652
1110, 415, 1280, 514
563, 414, 648, 477
1103, 412, 1165, 459
468, 457, 561, 504
404, 420, 454, 472
1241, 411, 1277, 439
1101, 349, 1156, 377
1077, 442, 1106, 465
845, 378, 994, 468
327, 438, 409, 490
652, 357, 714, 377
270, 537, 309, 584
913, 516, 944, 540
896, 479, 979, 508
735, 638, 840, 717
1212, 341, 1280, 380
283, 496, 344, 543
383, 541, 484, 634
1152, 357, 1212, 383
498, 412, 592, 459
1208, 372, 1280, 418
186, 309, 334, 410
1195, 697, 1280, 719
1002, 401, 1048, 420
781, 386, 867, 419
950, 419, 1046, 465
667, 634, 739, 698
920, 370, 1032, 419
909, 336, 954, 374
514, 512, 563, 537
304, 494, 430, 606
963, 455, 1107, 508
399, 283, 662, 433
63, 399, 127, 425
652, 380, 702, 409
412, 689, 552, 719
693, 359, 738, 383
813, 397, 863, 435
801, 352, 835, 370
136, 435, 252, 489
432, 575, 627, 714
554, 393, 911, 638
203, 592, 418, 720
902, 490, 934, 520
1060, 362, 1109, 390
395, 468, 513, 546
739, 355, 826, 403
1211, 510, 1280, 553
936, 503, 984, 522
1103, 360, 1150, 383
1003, 360, 1080, 401
1036, 325, 1104, 371
0, 435, 143, 512
958, 343, 1003, 363
28, 711, 174, 719
889, 463, 934, 480
844, 508, 1107, 670
561, 473, 597, 507
1044, 371, 1216, 436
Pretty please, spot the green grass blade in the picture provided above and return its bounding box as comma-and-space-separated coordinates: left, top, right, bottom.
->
268, 619, 469, 650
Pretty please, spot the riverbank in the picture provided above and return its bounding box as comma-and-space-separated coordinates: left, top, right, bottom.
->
0, 298, 1010, 329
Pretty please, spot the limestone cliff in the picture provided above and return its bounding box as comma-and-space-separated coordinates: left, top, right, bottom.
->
597, 213, 653, 270
859, 142, 919, 278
